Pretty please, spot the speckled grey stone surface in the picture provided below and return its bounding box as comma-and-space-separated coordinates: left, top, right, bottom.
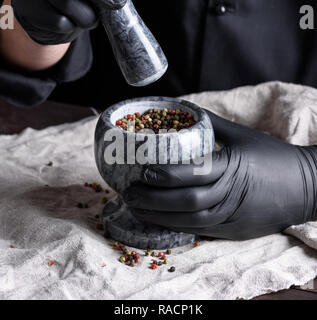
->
95, 97, 214, 249
98, 0, 168, 86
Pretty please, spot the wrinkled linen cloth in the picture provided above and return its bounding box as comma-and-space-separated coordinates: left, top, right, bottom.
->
1, 81, 317, 300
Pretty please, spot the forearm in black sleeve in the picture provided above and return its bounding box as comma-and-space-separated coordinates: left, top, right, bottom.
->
0, 30, 93, 107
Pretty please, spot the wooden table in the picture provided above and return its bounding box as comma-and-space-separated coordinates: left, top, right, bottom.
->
1, 98, 316, 300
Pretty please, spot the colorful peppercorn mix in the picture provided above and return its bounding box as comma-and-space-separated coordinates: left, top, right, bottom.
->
113, 241, 141, 268
116, 108, 196, 133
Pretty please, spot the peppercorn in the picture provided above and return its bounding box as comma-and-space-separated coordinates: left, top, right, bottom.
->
77, 203, 83, 209
151, 252, 157, 257
116, 108, 196, 133
120, 256, 126, 263
187, 114, 193, 120
101, 197, 108, 204
194, 241, 200, 247
48, 260, 55, 267
151, 264, 158, 270
168, 266, 176, 272
166, 249, 172, 255
163, 259, 168, 265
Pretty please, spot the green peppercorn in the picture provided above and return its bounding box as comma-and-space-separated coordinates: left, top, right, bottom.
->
120, 256, 126, 263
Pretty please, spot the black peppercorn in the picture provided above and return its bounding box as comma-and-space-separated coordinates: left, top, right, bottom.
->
168, 266, 176, 273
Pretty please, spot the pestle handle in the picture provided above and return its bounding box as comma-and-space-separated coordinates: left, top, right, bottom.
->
92, 0, 168, 87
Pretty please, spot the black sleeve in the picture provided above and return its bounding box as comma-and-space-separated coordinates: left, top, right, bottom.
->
0, 30, 93, 107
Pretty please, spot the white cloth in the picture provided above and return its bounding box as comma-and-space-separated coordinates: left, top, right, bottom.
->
0, 81, 317, 300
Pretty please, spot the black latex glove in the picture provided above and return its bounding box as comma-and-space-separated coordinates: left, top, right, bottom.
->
124, 111, 317, 241
11, 0, 127, 45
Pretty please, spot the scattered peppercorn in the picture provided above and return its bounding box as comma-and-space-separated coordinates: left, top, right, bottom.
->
112, 242, 142, 267
166, 249, 172, 255
77, 203, 83, 209
194, 241, 200, 247
163, 259, 169, 265
168, 266, 176, 273
151, 251, 157, 257
46, 161, 53, 167
9, 244, 15, 248
48, 260, 55, 267
116, 108, 196, 133
151, 264, 158, 270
